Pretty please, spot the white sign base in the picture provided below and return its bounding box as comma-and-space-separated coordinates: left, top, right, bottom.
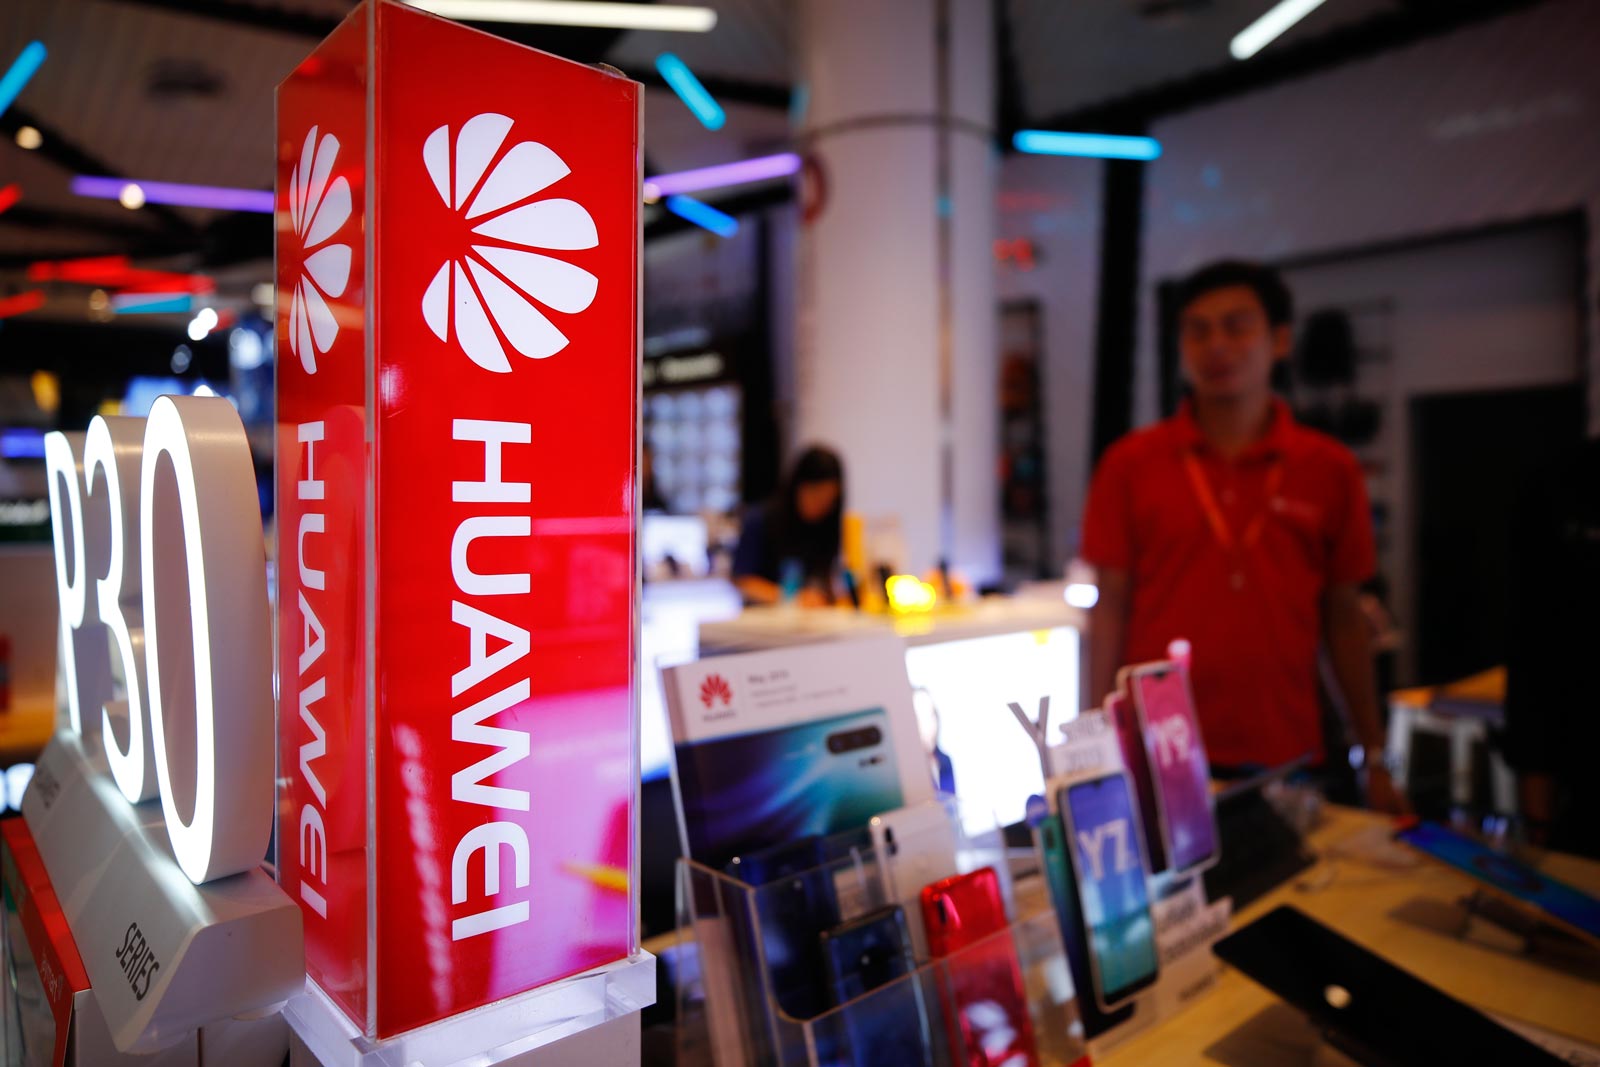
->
283, 951, 655, 1067
21, 731, 305, 1054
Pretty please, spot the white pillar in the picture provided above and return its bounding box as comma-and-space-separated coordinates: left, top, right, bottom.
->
795, 0, 998, 581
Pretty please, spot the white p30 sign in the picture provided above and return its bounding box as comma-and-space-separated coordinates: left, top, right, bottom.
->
44, 395, 273, 885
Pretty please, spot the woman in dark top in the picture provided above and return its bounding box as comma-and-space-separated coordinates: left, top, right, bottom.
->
732, 446, 844, 606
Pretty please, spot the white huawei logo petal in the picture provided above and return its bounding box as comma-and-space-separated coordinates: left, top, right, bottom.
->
421, 112, 599, 373
287, 126, 352, 374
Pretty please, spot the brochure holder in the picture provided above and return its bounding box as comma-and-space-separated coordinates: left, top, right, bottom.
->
672, 809, 1092, 1067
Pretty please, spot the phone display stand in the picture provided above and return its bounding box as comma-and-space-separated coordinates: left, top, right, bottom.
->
1455, 890, 1600, 970
1041, 710, 1230, 1057
672, 807, 1092, 1067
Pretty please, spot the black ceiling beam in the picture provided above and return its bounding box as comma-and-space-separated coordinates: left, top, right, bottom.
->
100, 0, 341, 38
0, 106, 196, 238
0, 203, 176, 244
993, 0, 1027, 149
619, 66, 792, 112
1024, 0, 1546, 137
102, 0, 638, 67
643, 183, 791, 240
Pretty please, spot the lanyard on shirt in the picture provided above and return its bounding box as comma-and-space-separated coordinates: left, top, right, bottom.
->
1181, 451, 1283, 552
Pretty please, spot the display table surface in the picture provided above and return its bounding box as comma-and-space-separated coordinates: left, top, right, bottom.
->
698, 593, 1087, 652
1103, 805, 1600, 1065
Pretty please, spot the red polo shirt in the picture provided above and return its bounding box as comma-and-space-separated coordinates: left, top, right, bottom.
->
1081, 399, 1375, 767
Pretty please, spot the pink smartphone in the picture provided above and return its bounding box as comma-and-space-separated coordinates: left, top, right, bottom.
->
1128, 662, 1217, 875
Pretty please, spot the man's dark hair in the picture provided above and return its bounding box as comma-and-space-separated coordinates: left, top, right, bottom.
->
1176, 259, 1293, 327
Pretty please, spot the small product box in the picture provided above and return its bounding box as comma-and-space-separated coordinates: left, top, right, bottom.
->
0, 819, 197, 1067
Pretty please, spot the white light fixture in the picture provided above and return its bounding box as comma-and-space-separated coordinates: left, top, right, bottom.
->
14, 124, 41, 150
119, 182, 146, 210
250, 282, 275, 308
406, 0, 716, 31
1064, 582, 1099, 610
1230, 0, 1329, 60
187, 306, 218, 341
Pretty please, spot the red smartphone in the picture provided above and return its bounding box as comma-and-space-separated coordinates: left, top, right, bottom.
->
920, 867, 1039, 1067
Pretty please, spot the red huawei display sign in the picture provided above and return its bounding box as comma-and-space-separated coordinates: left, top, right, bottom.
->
276, 1, 640, 1037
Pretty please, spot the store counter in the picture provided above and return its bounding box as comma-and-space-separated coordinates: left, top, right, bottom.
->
700, 594, 1088, 836
1103, 805, 1600, 1064
698, 592, 1087, 655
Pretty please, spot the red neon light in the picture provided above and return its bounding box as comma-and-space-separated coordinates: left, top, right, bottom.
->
0, 290, 46, 318
27, 255, 130, 283
0, 184, 19, 216
26, 255, 215, 294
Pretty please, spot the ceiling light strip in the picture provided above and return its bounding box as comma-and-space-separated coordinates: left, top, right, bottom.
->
1230, 0, 1330, 61
0, 41, 46, 120
71, 176, 275, 214
643, 152, 801, 199
656, 53, 725, 130
406, 0, 716, 31
1012, 130, 1163, 161
663, 195, 738, 237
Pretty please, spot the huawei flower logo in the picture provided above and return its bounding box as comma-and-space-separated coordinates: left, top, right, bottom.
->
420, 112, 599, 373
286, 127, 352, 374
699, 674, 733, 710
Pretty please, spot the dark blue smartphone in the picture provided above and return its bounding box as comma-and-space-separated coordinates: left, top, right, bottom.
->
819, 905, 935, 1067
727, 835, 840, 1021
1058, 774, 1159, 1009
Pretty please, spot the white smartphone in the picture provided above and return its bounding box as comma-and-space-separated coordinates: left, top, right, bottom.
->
869, 800, 960, 960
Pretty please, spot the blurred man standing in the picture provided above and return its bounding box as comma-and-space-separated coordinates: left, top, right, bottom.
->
1081, 261, 1403, 812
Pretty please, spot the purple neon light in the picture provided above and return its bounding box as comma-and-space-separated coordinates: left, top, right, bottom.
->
71, 176, 275, 214
643, 152, 801, 198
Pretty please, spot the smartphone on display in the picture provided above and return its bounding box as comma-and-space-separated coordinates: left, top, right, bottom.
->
1214, 906, 1565, 1067
1107, 691, 1167, 873
1127, 662, 1217, 875
921, 867, 1039, 1067
1038, 815, 1134, 1035
1057, 774, 1159, 1010
819, 906, 935, 1066
1394, 821, 1600, 946
726, 835, 840, 1021
870, 801, 960, 960
674, 707, 905, 871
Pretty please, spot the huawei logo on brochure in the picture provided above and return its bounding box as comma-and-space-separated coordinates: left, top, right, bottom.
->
420, 112, 600, 373
699, 674, 733, 710
286, 127, 353, 374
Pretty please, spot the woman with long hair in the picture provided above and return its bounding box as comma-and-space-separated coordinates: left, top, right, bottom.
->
731, 445, 845, 606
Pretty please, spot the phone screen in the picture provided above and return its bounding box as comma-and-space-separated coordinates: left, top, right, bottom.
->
1039, 818, 1133, 1034
1064, 776, 1158, 1003
1134, 668, 1216, 872
1397, 822, 1600, 941
674, 708, 904, 870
